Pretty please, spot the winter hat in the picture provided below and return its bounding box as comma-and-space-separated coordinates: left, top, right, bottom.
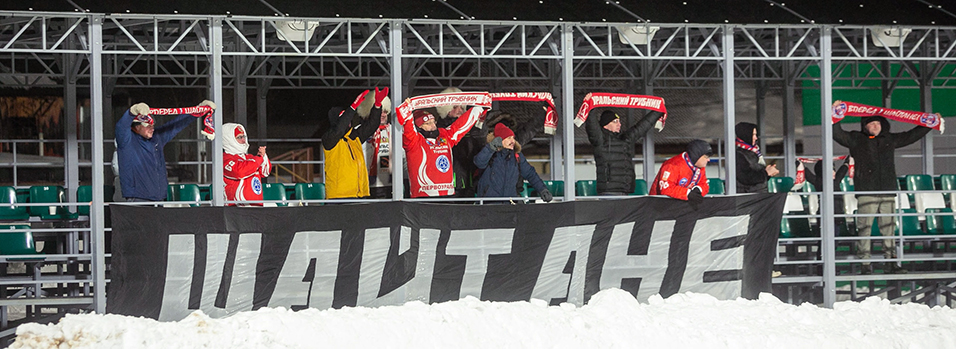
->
860, 115, 887, 134
436, 87, 464, 118
686, 140, 714, 164
222, 123, 250, 155
494, 123, 515, 139
599, 110, 620, 127
133, 114, 154, 126
734, 122, 757, 144
413, 110, 434, 128
356, 90, 392, 118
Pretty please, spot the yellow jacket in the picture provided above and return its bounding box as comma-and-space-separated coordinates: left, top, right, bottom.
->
324, 129, 370, 198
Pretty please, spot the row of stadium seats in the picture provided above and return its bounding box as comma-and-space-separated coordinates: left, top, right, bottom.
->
167, 183, 327, 206
0, 185, 86, 221
567, 178, 727, 197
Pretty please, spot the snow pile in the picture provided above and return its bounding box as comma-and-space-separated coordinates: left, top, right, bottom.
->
12, 289, 956, 349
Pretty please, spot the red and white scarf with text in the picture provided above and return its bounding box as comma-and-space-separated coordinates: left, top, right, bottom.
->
149, 105, 215, 140
574, 93, 667, 129
831, 101, 945, 133
488, 92, 558, 135
395, 92, 493, 126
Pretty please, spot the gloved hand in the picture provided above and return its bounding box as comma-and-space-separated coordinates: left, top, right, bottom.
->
831, 100, 846, 124
373, 87, 389, 108
201, 114, 215, 140
687, 187, 703, 209
490, 137, 503, 151
130, 102, 150, 116
540, 189, 553, 203
842, 156, 851, 166
198, 99, 217, 111
350, 90, 370, 110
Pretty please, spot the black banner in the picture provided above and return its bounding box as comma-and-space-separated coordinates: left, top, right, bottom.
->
108, 194, 785, 321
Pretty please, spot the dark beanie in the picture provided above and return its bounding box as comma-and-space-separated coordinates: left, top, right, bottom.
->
599, 110, 620, 127
686, 140, 714, 164
734, 122, 757, 144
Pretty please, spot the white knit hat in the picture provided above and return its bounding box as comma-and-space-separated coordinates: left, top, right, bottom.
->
436, 87, 463, 118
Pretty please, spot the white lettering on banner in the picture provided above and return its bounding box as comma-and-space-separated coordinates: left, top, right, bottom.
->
679, 216, 746, 299
268, 230, 342, 310
368, 228, 441, 305
356, 227, 393, 306
445, 228, 515, 299
159, 234, 261, 321
531, 225, 596, 305
597, 221, 676, 303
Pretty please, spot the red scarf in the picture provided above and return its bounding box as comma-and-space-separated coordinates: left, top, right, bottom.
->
831, 101, 944, 132
488, 92, 557, 134
681, 152, 702, 188
795, 155, 853, 182
149, 105, 215, 139
734, 138, 762, 157
395, 92, 493, 125
574, 93, 667, 128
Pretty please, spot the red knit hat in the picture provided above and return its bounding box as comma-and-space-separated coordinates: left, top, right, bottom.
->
494, 123, 515, 139
413, 110, 434, 128
234, 125, 245, 138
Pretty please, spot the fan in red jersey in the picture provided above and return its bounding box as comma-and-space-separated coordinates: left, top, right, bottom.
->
222, 123, 271, 206
402, 107, 488, 198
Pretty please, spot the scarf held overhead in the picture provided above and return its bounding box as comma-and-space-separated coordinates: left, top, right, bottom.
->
148, 105, 216, 140
831, 101, 945, 133
488, 92, 558, 135
395, 92, 493, 125
574, 93, 667, 128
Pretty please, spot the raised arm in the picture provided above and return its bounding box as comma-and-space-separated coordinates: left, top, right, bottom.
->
584, 109, 604, 147
443, 106, 484, 146
892, 124, 933, 148
623, 110, 664, 143
153, 113, 196, 146
322, 107, 355, 151
513, 105, 549, 145
224, 155, 265, 180
114, 109, 136, 148
352, 106, 382, 143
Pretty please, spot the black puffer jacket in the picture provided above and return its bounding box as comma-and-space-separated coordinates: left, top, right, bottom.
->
734, 123, 768, 193
832, 116, 931, 193
585, 110, 663, 194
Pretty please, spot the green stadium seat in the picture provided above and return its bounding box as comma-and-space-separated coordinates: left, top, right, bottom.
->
937, 174, 955, 208
519, 182, 530, 198
262, 183, 289, 207
839, 176, 853, 192
0, 225, 40, 257
28, 186, 77, 220
76, 185, 113, 216
0, 186, 29, 220
925, 208, 956, 235
767, 177, 795, 193
167, 185, 179, 202
631, 179, 648, 196
533, 180, 564, 197
294, 183, 326, 205
575, 180, 597, 196
172, 184, 202, 207
707, 178, 725, 195
780, 216, 813, 238
896, 208, 923, 236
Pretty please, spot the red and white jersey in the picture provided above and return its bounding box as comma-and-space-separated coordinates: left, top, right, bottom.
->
403, 107, 484, 197
366, 125, 391, 187
224, 152, 271, 205
649, 152, 709, 200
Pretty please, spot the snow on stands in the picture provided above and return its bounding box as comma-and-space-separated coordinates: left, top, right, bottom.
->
12, 289, 956, 349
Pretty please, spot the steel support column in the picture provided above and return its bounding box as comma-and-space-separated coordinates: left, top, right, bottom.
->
389, 20, 405, 200
783, 62, 797, 178
722, 26, 737, 194
89, 14, 107, 314
819, 26, 837, 308
642, 61, 656, 182
210, 18, 224, 206
64, 53, 79, 206
920, 62, 934, 175
561, 24, 576, 200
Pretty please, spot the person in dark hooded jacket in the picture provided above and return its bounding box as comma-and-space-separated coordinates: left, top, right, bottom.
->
833, 104, 932, 274
474, 123, 552, 202
585, 109, 666, 195
734, 122, 779, 193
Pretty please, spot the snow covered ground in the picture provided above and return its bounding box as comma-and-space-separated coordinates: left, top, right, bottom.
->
11, 289, 956, 349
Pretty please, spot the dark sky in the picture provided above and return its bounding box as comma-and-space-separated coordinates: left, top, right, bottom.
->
5, 0, 956, 25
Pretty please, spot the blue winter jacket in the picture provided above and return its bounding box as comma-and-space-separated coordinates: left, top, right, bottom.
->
115, 110, 196, 201
473, 143, 547, 198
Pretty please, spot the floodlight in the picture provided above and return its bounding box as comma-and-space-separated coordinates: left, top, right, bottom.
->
276, 20, 318, 42
870, 26, 912, 48
617, 26, 660, 45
